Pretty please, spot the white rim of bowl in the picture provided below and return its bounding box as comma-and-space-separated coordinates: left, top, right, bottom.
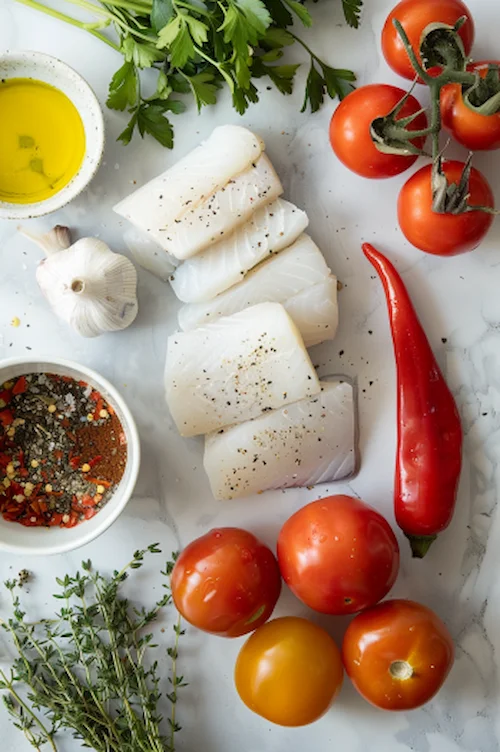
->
0, 357, 140, 556
0, 51, 105, 220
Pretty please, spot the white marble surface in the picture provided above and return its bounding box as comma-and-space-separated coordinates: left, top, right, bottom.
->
1, 0, 500, 749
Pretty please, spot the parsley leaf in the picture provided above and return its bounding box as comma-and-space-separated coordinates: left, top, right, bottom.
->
342, 0, 363, 28
168, 20, 196, 67
184, 14, 209, 45
235, 0, 271, 34
117, 111, 138, 145
323, 64, 356, 98
153, 70, 172, 100
122, 37, 164, 68
169, 72, 192, 94
220, 0, 271, 56
150, 0, 173, 34
260, 48, 284, 62
301, 60, 356, 112
302, 60, 325, 112
187, 71, 221, 109
107, 61, 138, 111
232, 81, 259, 114
156, 14, 180, 47
265, 0, 293, 26
253, 59, 300, 94
157, 14, 208, 67
284, 0, 312, 27
137, 102, 175, 147
263, 27, 294, 48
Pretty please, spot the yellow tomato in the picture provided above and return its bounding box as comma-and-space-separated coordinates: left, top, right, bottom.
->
234, 616, 343, 726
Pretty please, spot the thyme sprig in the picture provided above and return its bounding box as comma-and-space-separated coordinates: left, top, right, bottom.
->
0, 545, 185, 752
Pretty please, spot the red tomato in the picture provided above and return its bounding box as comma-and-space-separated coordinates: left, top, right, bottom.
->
441, 62, 500, 151
329, 84, 427, 179
342, 599, 454, 710
382, 0, 475, 81
171, 528, 281, 637
235, 616, 343, 726
277, 495, 400, 615
398, 160, 495, 255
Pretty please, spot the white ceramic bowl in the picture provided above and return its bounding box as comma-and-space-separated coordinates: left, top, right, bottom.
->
0, 357, 140, 556
0, 51, 105, 220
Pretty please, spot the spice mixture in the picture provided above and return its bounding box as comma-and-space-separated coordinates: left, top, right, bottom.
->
0, 373, 127, 528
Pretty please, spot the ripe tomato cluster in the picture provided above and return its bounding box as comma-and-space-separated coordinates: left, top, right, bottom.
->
171, 495, 454, 727
329, 0, 498, 256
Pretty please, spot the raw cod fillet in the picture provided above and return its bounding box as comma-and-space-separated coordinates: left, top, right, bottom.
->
164, 302, 321, 437
283, 277, 339, 348
114, 125, 264, 244
123, 228, 178, 282
170, 199, 309, 303
178, 234, 339, 346
204, 380, 358, 500
158, 155, 283, 260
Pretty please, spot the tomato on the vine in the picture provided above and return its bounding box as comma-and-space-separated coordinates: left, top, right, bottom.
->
235, 616, 343, 726
342, 599, 454, 711
382, 0, 475, 81
277, 495, 400, 615
171, 528, 281, 637
329, 84, 427, 179
398, 160, 494, 255
441, 62, 500, 151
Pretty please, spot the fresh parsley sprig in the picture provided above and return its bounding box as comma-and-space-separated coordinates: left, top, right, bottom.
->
15, 0, 363, 147
342, 0, 363, 29
0, 545, 185, 752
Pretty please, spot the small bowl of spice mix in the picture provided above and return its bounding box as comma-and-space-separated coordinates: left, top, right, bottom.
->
0, 357, 140, 555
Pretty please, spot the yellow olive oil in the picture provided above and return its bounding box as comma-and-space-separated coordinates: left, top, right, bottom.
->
0, 78, 86, 204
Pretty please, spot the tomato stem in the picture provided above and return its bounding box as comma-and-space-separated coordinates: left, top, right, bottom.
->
392, 18, 499, 214
429, 82, 441, 161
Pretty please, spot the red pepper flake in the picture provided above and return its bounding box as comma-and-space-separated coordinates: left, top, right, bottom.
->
0, 389, 12, 405
12, 376, 27, 396
0, 409, 14, 427
88, 477, 111, 488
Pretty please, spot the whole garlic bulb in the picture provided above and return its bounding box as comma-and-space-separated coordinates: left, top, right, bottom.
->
24, 226, 138, 338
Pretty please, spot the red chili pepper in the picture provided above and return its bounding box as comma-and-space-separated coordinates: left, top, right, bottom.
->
363, 244, 463, 558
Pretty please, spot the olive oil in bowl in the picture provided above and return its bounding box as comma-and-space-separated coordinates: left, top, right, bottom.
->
0, 78, 86, 205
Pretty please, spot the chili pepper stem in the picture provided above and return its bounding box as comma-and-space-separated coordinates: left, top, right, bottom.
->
407, 534, 438, 559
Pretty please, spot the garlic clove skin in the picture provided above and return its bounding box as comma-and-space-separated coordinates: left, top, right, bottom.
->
35, 235, 138, 338
19, 225, 72, 254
